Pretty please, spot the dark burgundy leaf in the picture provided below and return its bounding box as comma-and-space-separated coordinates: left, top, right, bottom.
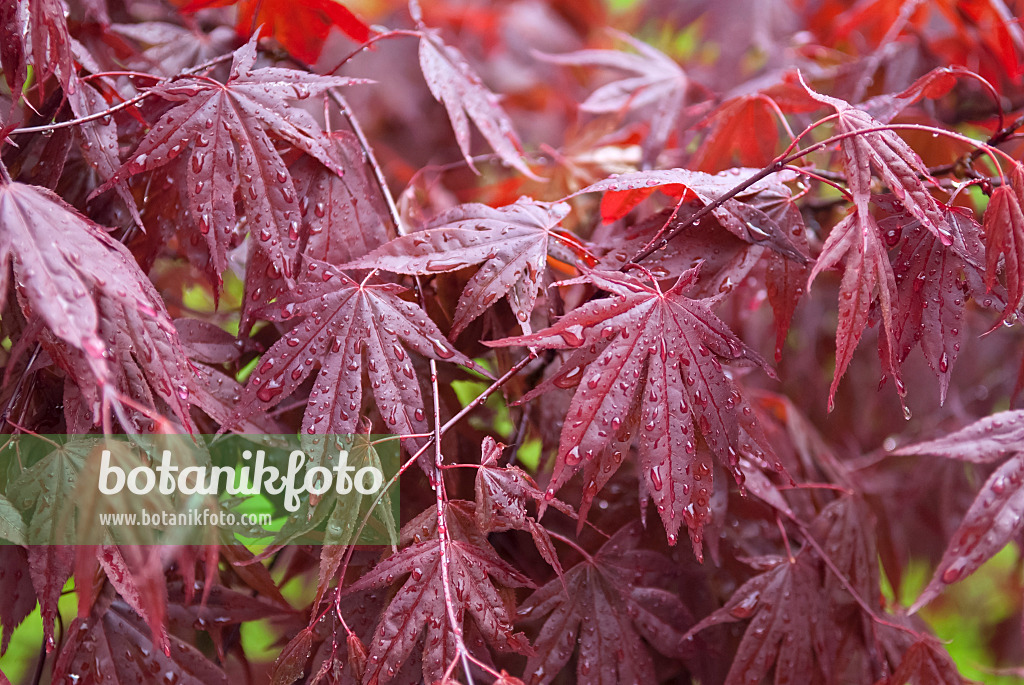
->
808, 208, 898, 412
0, 0, 74, 98
343, 198, 579, 336
416, 23, 538, 179
53, 594, 229, 685
517, 522, 690, 685
342, 502, 533, 684
490, 268, 773, 552
294, 130, 394, 268
982, 162, 1024, 320
0, 546, 34, 655
234, 271, 479, 463
882, 635, 967, 685
0, 179, 198, 430
882, 203, 987, 402
67, 77, 141, 226
95, 36, 361, 288
682, 554, 827, 685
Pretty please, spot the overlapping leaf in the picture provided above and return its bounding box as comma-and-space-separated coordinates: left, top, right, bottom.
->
895, 410, 1024, 611
517, 522, 690, 685
683, 554, 828, 684
801, 79, 953, 244
882, 203, 988, 402
294, 130, 394, 269
808, 207, 900, 411
0, 0, 74, 98
882, 635, 966, 685
982, 162, 1024, 319
581, 167, 810, 263
96, 37, 359, 287
53, 594, 228, 685
0, 180, 197, 430
342, 502, 533, 684
413, 7, 537, 179
343, 198, 581, 336
234, 271, 478, 462
490, 268, 773, 549
0, 547, 34, 655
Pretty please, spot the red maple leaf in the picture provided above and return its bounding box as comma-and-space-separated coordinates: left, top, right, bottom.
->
233, 270, 480, 462
343, 198, 586, 336
342, 501, 534, 684
490, 267, 774, 552
95, 37, 360, 289
517, 522, 692, 685
175, 0, 371, 65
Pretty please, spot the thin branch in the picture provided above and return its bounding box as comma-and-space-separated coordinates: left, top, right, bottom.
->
330, 89, 407, 236
7, 53, 234, 136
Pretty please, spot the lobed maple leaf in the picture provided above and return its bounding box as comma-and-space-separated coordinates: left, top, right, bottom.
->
881, 202, 988, 403
895, 410, 1024, 611
517, 522, 691, 685
342, 501, 534, 684
0, 179, 198, 430
539, 30, 687, 160
489, 267, 774, 551
982, 162, 1024, 320
53, 592, 228, 685
0, 547, 34, 655
808, 207, 900, 411
881, 634, 968, 685
342, 197, 583, 336
413, 4, 538, 180
95, 37, 360, 288
67, 77, 142, 226
581, 167, 811, 263
174, 0, 371, 65
683, 553, 828, 684
800, 78, 953, 244
0, 0, 74, 100
475, 436, 568, 576
233, 270, 479, 462
293, 130, 394, 270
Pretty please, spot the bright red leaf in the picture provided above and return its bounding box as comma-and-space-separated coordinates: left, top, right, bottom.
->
176, 0, 371, 65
